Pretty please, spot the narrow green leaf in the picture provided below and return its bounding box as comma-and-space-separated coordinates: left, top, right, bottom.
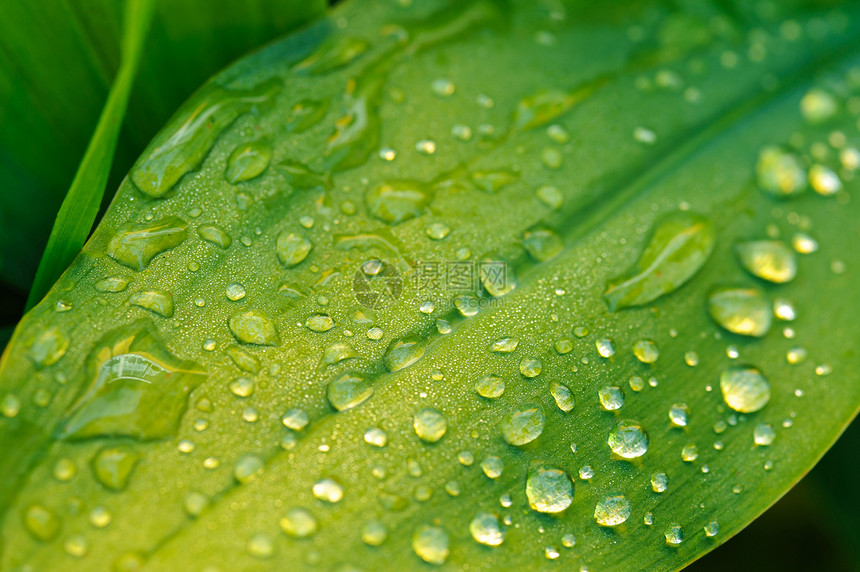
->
25, 0, 156, 311
1, 1, 859, 570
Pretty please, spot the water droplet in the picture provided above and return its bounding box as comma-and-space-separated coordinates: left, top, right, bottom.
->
327, 372, 373, 411
475, 374, 505, 399
413, 407, 447, 443
500, 403, 545, 446
633, 126, 657, 144
246, 533, 274, 559
229, 311, 279, 346
278, 159, 331, 189
89, 506, 111, 528
481, 456, 504, 479
526, 462, 574, 514
229, 376, 255, 398
95, 275, 130, 292
479, 254, 516, 297
800, 88, 837, 123
130, 290, 174, 318
809, 164, 842, 195
608, 419, 649, 458
415, 139, 437, 155
312, 478, 344, 503
519, 357, 542, 378
225, 283, 246, 301
754, 423, 776, 446
93, 446, 139, 490
596, 338, 615, 358
23, 504, 60, 541
276, 232, 312, 267
306, 313, 335, 332
787, 346, 808, 365
198, 225, 232, 249
514, 85, 598, 130
64, 535, 88, 558
604, 211, 714, 311
279, 507, 318, 538
412, 525, 449, 565
361, 520, 388, 546
365, 180, 432, 224
108, 216, 188, 270
131, 80, 280, 197
490, 337, 519, 353
681, 443, 699, 462
633, 339, 659, 363
234, 454, 264, 484
720, 366, 771, 413
61, 326, 205, 440
470, 512, 504, 546
454, 295, 480, 317
669, 403, 690, 427
29, 327, 69, 368
599, 386, 625, 410
704, 519, 720, 537
756, 146, 807, 197
684, 351, 699, 366
578, 465, 594, 479
226, 140, 271, 184
651, 472, 669, 493
523, 225, 563, 261
425, 221, 450, 240
594, 494, 631, 527
293, 36, 369, 75
736, 240, 797, 283
384, 337, 425, 371
550, 382, 575, 412
665, 524, 684, 546
470, 170, 518, 194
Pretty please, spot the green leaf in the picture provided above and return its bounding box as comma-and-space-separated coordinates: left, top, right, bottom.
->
0, 0, 326, 295
1, 0, 859, 570
25, 0, 157, 311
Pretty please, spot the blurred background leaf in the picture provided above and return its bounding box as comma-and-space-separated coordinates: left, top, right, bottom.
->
0, 0, 326, 322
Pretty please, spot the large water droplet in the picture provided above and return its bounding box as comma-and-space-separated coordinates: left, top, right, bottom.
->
293, 36, 370, 75
228, 311, 280, 346
469, 512, 504, 547
668, 403, 690, 427
664, 524, 684, 546
93, 445, 140, 490
362, 520, 388, 546
23, 505, 60, 541
500, 403, 545, 446
651, 472, 669, 493
198, 225, 232, 249
413, 407, 447, 443
130, 290, 174, 318
550, 382, 575, 412
412, 525, 449, 565
632, 339, 659, 364
753, 423, 776, 446
61, 325, 205, 440
475, 374, 505, 399
594, 494, 631, 526
755, 146, 807, 197
312, 478, 344, 503
604, 211, 714, 311
519, 357, 542, 378
365, 180, 432, 224
279, 507, 318, 538
720, 365, 771, 413
131, 80, 280, 197
327, 372, 373, 411
306, 313, 335, 332
526, 462, 574, 514
523, 225, 563, 261
736, 240, 797, 283
599, 386, 625, 410
107, 217, 188, 271
708, 286, 771, 337
384, 337, 425, 372
226, 140, 271, 184
608, 420, 649, 458
29, 327, 69, 368
95, 275, 130, 293
490, 337, 519, 353
276, 232, 312, 267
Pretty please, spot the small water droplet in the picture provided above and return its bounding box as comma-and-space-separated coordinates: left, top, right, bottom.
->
412, 525, 449, 565
23, 505, 60, 541
669, 403, 690, 427
327, 372, 373, 411
800, 88, 837, 123
651, 472, 669, 493
736, 240, 797, 283
312, 478, 344, 503
225, 283, 246, 301
481, 456, 504, 479
608, 419, 649, 458
599, 386, 625, 411
708, 286, 772, 337
754, 423, 776, 446
704, 519, 720, 537
93, 446, 139, 490
519, 357, 542, 378
277, 233, 312, 267
550, 382, 575, 412
490, 337, 519, 353
681, 443, 699, 462
756, 146, 807, 197
470, 512, 504, 546
665, 524, 684, 546
226, 140, 272, 184
633, 339, 659, 363
280, 507, 318, 538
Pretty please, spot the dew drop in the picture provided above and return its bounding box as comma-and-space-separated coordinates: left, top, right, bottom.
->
665, 524, 684, 546
550, 382, 575, 412
93, 446, 139, 490
198, 225, 232, 249
226, 140, 271, 184
475, 374, 505, 399
279, 507, 318, 538
756, 146, 807, 197
736, 240, 797, 283
519, 357, 542, 378
753, 423, 776, 446
312, 478, 344, 503
536, 185, 563, 210
594, 494, 631, 526
599, 386, 625, 410
234, 454, 265, 484
481, 456, 504, 479
23, 505, 60, 541
608, 419, 649, 458
526, 462, 574, 514
720, 366, 771, 413
633, 339, 659, 364
306, 313, 335, 332
669, 403, 690, 427
413, 407, 447, 443
651, 472, 669, 493
412, 525, 449, 565
362, 520, 388, 546
490, 337, 519, 353
500, 403, 545, 446
327, 372, 373, 411
276, 232, 312, 267
470, 512, 504, 546
708, 286, 771, 337
107, 217, 188, 270
225, 283, 246, 301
